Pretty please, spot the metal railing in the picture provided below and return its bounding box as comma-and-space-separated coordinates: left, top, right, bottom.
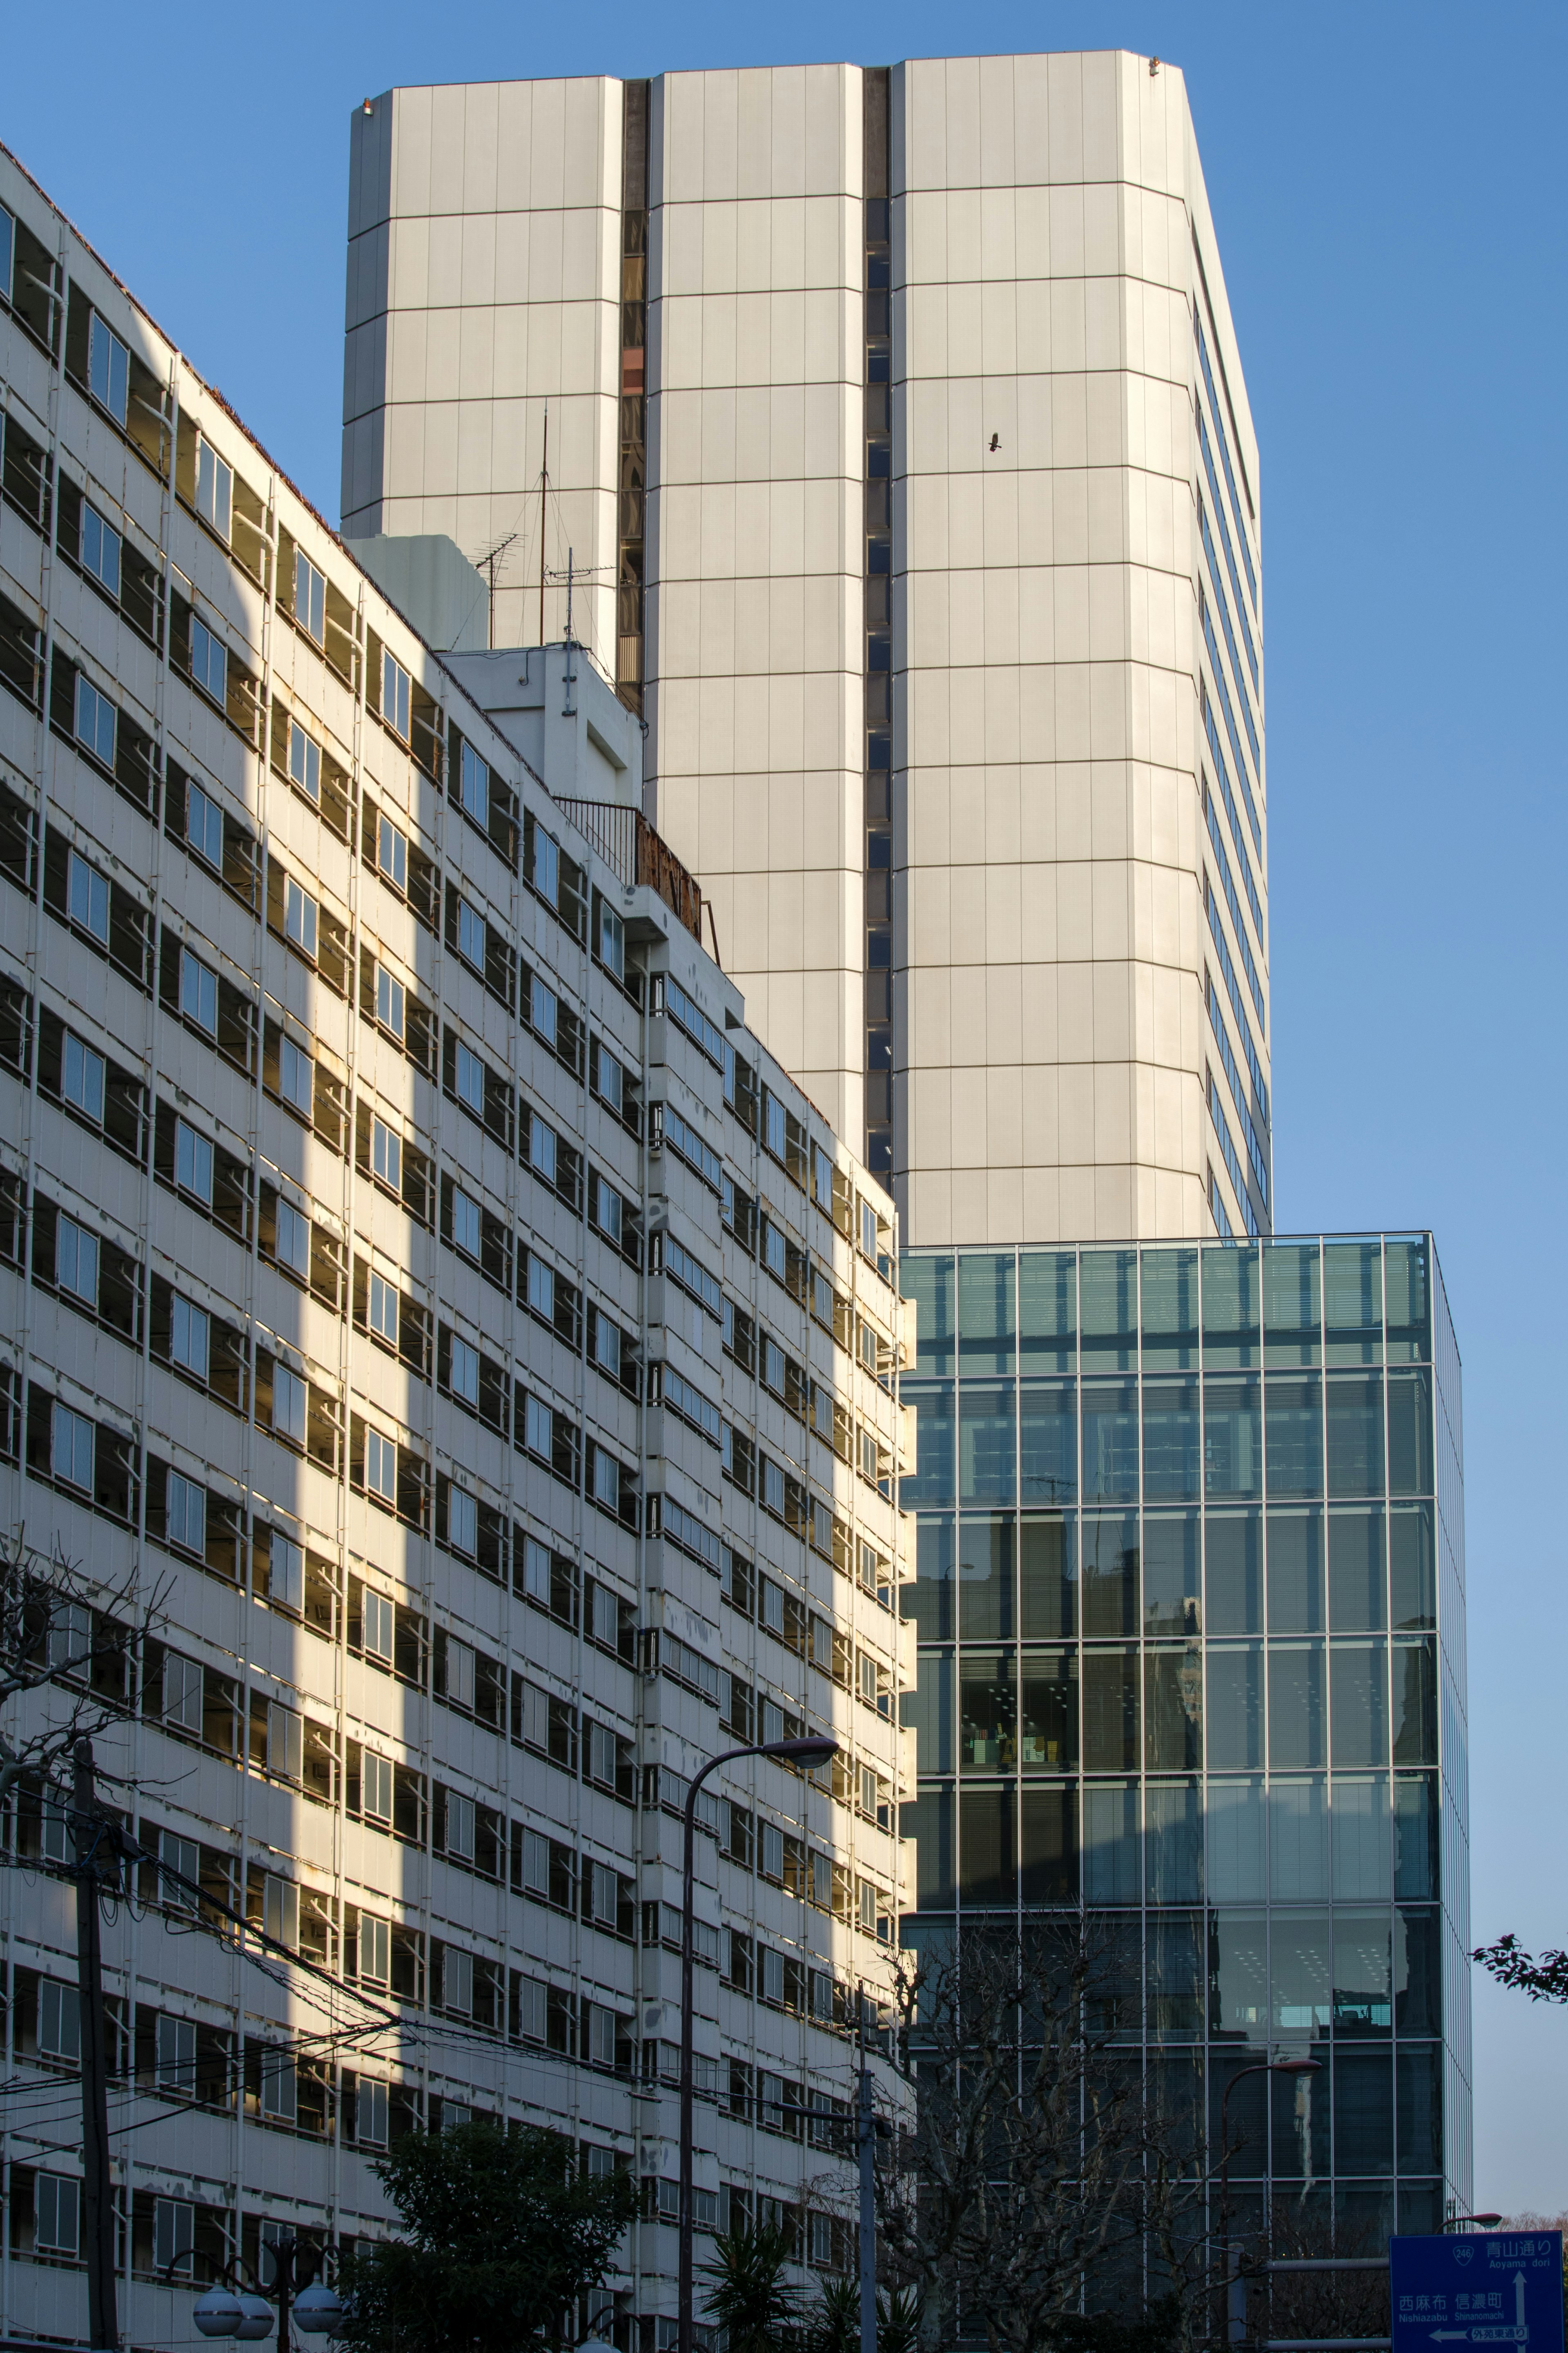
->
557, 799, 703, 941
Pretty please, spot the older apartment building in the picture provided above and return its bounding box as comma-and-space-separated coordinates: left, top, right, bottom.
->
341, 52, 1270, 1246
0, 147, 912, 2350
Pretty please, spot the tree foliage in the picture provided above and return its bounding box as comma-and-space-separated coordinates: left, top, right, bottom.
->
1474, 1935, 1568, 2003
701, 2222, 802, 2353
336, 2122, 635, 2353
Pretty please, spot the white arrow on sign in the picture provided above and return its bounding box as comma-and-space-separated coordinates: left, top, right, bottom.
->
1518, 2275, 1528, 2331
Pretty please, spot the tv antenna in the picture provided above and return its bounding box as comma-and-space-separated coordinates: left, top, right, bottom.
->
479, 533, 518, 649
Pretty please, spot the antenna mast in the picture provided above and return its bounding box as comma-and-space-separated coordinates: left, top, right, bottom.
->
538, 401, 549, 647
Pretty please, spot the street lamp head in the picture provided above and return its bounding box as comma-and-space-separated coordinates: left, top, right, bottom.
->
194, 2288, 245, 2339
762, 1735, 839, 1769
293, 2284, 347, 2337
1271, 2058, 1323, 2076
1447, 2214, 1503, 2231
236, 2294, 277, 2341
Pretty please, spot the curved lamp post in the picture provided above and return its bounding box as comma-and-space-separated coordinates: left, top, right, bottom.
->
1444, 2215, 1503, 2233
1218, 2057, 1323, 2347
192, 2246, 343, 2352
677, 1734, 839, 2353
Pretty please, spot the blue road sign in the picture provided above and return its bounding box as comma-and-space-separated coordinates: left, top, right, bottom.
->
1391, 2233, 1564, 2353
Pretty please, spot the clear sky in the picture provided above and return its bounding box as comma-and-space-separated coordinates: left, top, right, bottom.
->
8, 0, 1565, 2213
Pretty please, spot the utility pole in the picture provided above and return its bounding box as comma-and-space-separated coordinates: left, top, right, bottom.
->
74, 1739, 118, 2353
858, 1987, 876, 2353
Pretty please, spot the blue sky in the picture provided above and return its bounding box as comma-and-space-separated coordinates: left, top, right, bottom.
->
9, 0, 1565, 2214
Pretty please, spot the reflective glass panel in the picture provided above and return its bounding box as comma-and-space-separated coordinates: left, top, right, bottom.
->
1082, 1512, 1139, 1635
1145, 1646, 1203, 1772
903, 1788, 954, 1909
1389, 1506, 1435, 1628
1209, 1910, 1269, 2043
1330, 1508, 1386, 1631
1324, 1241, 1383, 1365
1020, 1786, 1076, 1904
957, 1516, 1014, 1640
1394, 1908, 1441, 2033
1270, 1778, 1330, 1898
1080, 1249, 1138, 1371
1081, 1780, 1139, 1904
1388, 1371, 1434, 1495
901, 1255, 954, 1376
1330, 1640, 1389, 1769
903, 1650, 953, 1774
1204, 1379, 1261, 1497
1144, 1511, 1200, 1635
1202, 1245, 1260, 1368
1384, 1239, 1432, 1364
1019, 1251, 1076, 1373
1332, 1776, 1392, 1900
1020, 1515, 1076, 1639
1335, 2050, 1394, 2174
1144, 1380, 1201, 1500
1140, 1248, 1199, 1369
1264, 1242, 1321, 1367
1206, 1508, 1262, 1634
1082, 1647, 1139, 1771
1020, 1650, 1077, 1771
959, 1382, 1015, 1506
959, 1651, 1015, 1771
1020, 1381, 1076, 1505
1272, 1907, 1330, 2033
1206, 1647, 1262, 1771
905, 1517, 954, 1640
958, 1251, 1015, 1374
1206, 1779, 1265, 1901
900, 1383, 954, 1509
1149, 1911, 1205, 2037
1391, 1638, 1437, 1765
1393, 1775, 1437, 1900
1146, 1780, 1202, 1903
1266, 1377, 1324, 1497
1327, 1375, 1384, 1497
1268, 1642, 1326, 1768
1082, 1382, 1138, 1503
958, 1785, 1016, 1906
1333, 1910, 1392, 2036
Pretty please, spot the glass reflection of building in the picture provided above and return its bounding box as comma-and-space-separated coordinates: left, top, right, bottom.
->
898, 1237, 1470, 2237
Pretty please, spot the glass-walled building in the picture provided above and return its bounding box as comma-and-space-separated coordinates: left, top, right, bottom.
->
898, 1235, 1470, 2236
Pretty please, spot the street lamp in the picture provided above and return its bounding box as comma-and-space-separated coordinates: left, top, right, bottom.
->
1218, 2057, 1323, 2347
677, 1734, 840, 2353
192, 2244, 343, 2351
1444, 2215, 1504, 2232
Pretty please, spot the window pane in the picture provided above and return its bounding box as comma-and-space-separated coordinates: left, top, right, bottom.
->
1206, 1646, 1262, 1771
1081, 1646, 1138, 1771
1389, 1506, 1435, 1629
1140, 1247, 1198, 1369
1019, 1381, 1075, 1505
1209, 1911, 1268, 2045
904, 1517, 953, 1640
1332, 1775, 1392, 1900
1335, 2050, 1394, 2175
903, 1788, 953, 1910
1081, 1512, 1138, 1636
956, 1515, 1013, 1640
1146, 1780, 1202, 1903
1330, 1508, 1386, 1630
1201, 1244, 1260, 1368
1330, 1640, 1388, 1769
1206, 1508, 1262, 1633
1267, 1507, 1325, 1633
1020, 1786, 1076, 1903
1388, 1371, 1433, 1495
1081, 1780, 1138, 1904
1266, 1377, 1323, 1497
1082, 1381, 1138, 1503
1079, 1249, 1138, 1371
1268, 1644, 1326, 1769
958, 1382, 1015, 1506
958, 1251, 1015, 1374
1145, 1646, 1202, 1771
1263, 1241, 1321, 1366
1143, 1380, 1200, 1500
1272, 1906, 1330, 2033
958, 1651, 1015, 1771
1324, 1240, 1383, 1363
1327, 1375, 1384, 1497
1019, 1649, 1076, 1771
903, 1650, 953, 1775
1020, 1515, 1076, 1639
1206, 1780, 1265, 1901
1333, 1909, 1392, 2036
958, 1785, 1015, 1907
1270, 1778, 1330, 1898
1018, 1250, 1075, 1372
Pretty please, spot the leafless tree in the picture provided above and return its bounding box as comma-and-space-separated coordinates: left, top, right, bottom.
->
0, 1530, 151, 1828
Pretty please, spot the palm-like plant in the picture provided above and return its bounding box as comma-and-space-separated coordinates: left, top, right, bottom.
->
811, 2275, 859, 2353
701, 2222, 801, 2353
876, 2287, 922, 2353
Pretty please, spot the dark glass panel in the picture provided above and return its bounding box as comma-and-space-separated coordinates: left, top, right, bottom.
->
1140, 1247, 1199, 1369
959, 1650, 1016, 1772
1266, 1376, 1324, 1498
1143, 1379, 1201, 1500
1272, 2056, 1332, 2181
1396, 2045, 1443, 2175
1268, 1642, 1327, 1769
1082, 1646, 1139, 1771
1019, 1249, 1076, 1372
1391, 1637, 1437, 1766
902, 1649, 953, 1774
1270, 1777, 1330, 1900
1201, 1243, 1260, 1368
1208, 1912, 1269, 2047
1393, 1775, 1437, 1900
900, 1381, 954, 1509
1332, 1908, 1392, 2036
1081, 1779, 1139, 1904
1394, 1908, 1441, 2034
1020, 1514, 1076, 1639
1082, 1381, 1138, 1503
1267, 1506, 1325, 1633
1330, 1640, 1388, 1770
1085, 1913, 1143, 2042
903, 1786, 954, 1910
1272, 1909, 1330, 2038
1145, 1647, 1203, 1772
901, 1253, 954, 1376
1396, 2179, 1444, 2235
1263, 1241, 1321, 1367
958, 1784, 1016, 1907
1204, 1379, 1262, 1497
959, 1381, 1016, 1507
1020, 1648, 1077, 1771
1330, 1508, 1386, 1631
1331, 1776, 1392, 1901
957, 1514, 1014, 1640
1335, 2182, 1395, 2244
1082, 1512, 1139, 1635
1387, 1370, 1434, 1495
1146, 1780, 1202, 1903
1389, 1505, 1435, 1629
1020, 1784, 1077, 1904
905, 1516, 954, 1639
958, 1250, 1015, 1374
1206, 1778, 1265, 1900
1327, 1374, 1385, 1497
1020, 1380, 1076, 1505
1334, 2048, 1394, 2174
1080, 1248, 1138, 1371
1324, 1240, 1383, 1366
1149, 1911, 1205, 2039
1149, 2048, 1206, 2154
1385, 1238, 1432, 1365
1144, 1510, 1200, 1634
1205, 1508, 1262, 1633
1206, 1646, 1263, 1771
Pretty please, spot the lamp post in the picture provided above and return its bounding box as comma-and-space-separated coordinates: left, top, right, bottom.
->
677, 1734, 839, 2353
1444, 2215, 1504, 2232
193, 2245, 344, 2352
1218, 2058, 1323, 2348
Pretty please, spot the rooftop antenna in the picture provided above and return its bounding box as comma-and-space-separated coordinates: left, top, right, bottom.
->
563, 549, 577, 717
538, 401, 549, 649
481, 533, 517, 650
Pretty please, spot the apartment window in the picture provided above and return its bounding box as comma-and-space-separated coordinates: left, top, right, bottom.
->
450, 1186, 481, 1260
159, 1830, 200, 1910
445, 1791, 476, 1862
186, 780, 223, 870
362, 1752, 393, 1823
368, 1270, 399, 1347
459, 740, 489, 828
592, 1449, 619, 1511
179, 947, 217, 1035
375, 964, 405, 1039
362, 1588, 394, 1662
51, 1403, 94, 1490
377, 812, 407, 890
371, 1117, 402, 1195
448, 1485, 477, 1557
284, 877, 317, 958
40, 1980, 81, 2061
523, 1396, 552, 1460
357, 2076, 390, 2144
528, 1112, 557, 1184
67, 846, 109, 941
364, 1428, 396, 1504
594, 1314, 620, 1382
381, 648, 410, 740
594, 1045, 624, 1117
274, 1199, 310, 1278
270, 1529, 304, 1613
36, 2175, 81, 2258
530, 975, 558, 1048
271, 1363, 307, 1446
196, 439, 232, 539
860, 1199, 879, 1259
762, 1223, 787, 1282
155, 2013, 196, 2094
81, 503, 122, 595
264, 1874, 300, 1950
457, 899, 486, 969
171, 1295, 210, 1379
261, 2048, 298, 2123
591, 1173, 623, 1246
288, 720, 321, 802
175, 1120, 214, 1204
448, 1334, 479, 1407
278, 1037, 314, 1118
47, 1600, 92, 1673
454, 1042, 485, 1116
190, 618, 227, 706
526, 1256, 554, 1322
88, 314, 129, 424
267, 1700, 303, 1785
152, 2198, 194, 2279
442, 1949, 474, 2016
597, 901, 625, 979
359, 1915, 390, 1986
167, 1472, 206, 1555
55, 1214, 98, 1304
531, 826, 559, 907
294, 551, 325, 644
762, 1337, 785, 1397
62, 1032, 106, 1122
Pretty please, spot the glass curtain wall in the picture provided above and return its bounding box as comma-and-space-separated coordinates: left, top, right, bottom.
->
898, 1236, 1470, 2239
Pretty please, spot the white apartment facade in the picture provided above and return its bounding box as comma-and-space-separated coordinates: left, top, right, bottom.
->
0, 145, 911, 2351
341, 52, 1271, 1248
